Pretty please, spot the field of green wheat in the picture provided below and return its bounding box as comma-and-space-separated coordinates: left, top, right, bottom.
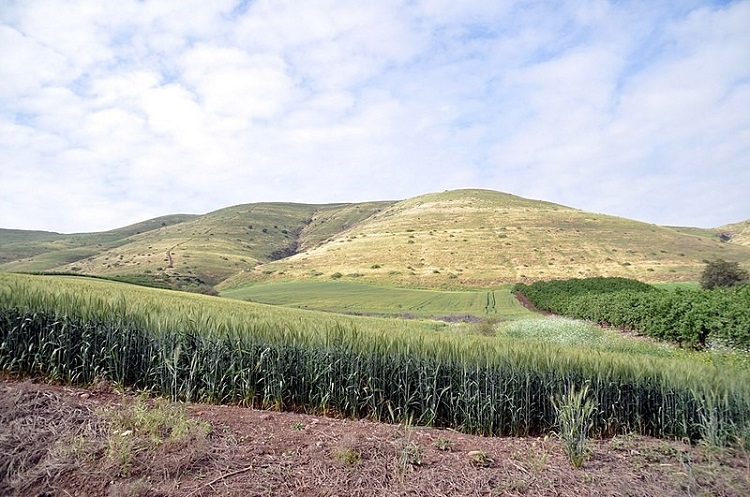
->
1, 272, 749, 446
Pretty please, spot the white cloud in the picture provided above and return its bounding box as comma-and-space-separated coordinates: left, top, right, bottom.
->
0, 25, 69, 97
179, 45, 295, 120
0, 0, 748, 232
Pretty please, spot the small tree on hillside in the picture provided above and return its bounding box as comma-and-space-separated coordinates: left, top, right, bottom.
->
700, 259, 749, 289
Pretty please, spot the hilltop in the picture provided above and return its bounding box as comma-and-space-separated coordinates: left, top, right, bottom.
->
1, 189, 748, 292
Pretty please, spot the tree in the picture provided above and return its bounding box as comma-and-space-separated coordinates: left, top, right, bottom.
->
700, 259, 749, 289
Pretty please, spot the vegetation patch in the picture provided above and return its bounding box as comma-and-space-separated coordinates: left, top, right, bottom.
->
2, 273, 750, 446
552, 384, 596, 468
222, 280, 530, 319
514, 276, 750, 349
0, 380, 213, 496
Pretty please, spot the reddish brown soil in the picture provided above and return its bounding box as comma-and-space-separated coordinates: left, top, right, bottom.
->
514, 291, 552, 315
2, 377, 749, 497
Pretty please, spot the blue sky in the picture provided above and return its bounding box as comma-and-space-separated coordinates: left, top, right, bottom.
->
1, 0, 748, 233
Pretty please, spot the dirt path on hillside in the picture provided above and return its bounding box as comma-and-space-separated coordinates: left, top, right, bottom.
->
2, 377, 748, 497
165, 238, 194, 271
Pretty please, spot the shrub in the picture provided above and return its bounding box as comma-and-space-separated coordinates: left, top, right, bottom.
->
332, 447, 361, 466
514, 277, 750, 350
476, 318, 500, 337
700, 259, 749, 290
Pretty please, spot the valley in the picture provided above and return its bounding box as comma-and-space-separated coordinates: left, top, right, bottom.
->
1, 189, 749, 496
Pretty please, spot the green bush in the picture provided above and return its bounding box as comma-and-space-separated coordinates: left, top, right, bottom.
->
514, 278, 750, 350
700, 259, 749, 289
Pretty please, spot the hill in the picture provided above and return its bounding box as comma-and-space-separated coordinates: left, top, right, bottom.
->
718, 219, 750, 246
0, 214, 197, 265
0, 202, 391, 291
2, 189, 749, 291
220, 189, 750, 289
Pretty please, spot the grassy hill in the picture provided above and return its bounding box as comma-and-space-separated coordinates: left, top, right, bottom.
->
221, 189, 750, 289
0, 202, 391, 290
2, 189, 749, 292
0, 215, 196, 266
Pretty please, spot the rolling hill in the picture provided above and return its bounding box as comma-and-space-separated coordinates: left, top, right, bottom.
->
718, 219, 750, 246
0, 214, 197, 265
0, 202, 393, 291
1, 189, 748, 292
220, 189, 750, 289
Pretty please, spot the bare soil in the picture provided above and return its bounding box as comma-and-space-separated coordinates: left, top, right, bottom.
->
2, 377, 749, 497
513, 291, 551, 315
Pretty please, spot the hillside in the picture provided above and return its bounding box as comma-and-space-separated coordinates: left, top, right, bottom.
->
0, 214, 197, 265
0, 202, 393, 290
2, 189, 749, 291
221, 189, 750, 289
718, 219, 750, 246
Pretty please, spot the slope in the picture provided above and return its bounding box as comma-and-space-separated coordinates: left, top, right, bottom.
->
220, 189, 750, 290
718, 219, 750, 246
3, 190, 749, 292
0, 214, 196, 268
1, 202, 390, 289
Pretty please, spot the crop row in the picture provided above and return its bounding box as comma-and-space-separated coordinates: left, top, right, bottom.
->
2, 274, 750, 444
514, 278, 750, 349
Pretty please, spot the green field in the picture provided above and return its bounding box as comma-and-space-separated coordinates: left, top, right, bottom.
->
221, 280, 532, 319
2, 272, 750, 445
0, 273, 449, 337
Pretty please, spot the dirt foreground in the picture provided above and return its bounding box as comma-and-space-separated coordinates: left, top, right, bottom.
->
1, 377, 749, 497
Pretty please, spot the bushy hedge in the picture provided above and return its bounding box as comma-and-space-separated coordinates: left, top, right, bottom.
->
514, 277, 655, 313
514, 278, 750, 350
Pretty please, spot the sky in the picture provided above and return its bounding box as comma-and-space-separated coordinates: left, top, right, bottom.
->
1, 0, 749, 233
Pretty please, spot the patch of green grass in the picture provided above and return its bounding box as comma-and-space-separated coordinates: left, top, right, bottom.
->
103, 396, 212, 476
4, 272, 750, 444
331, 447, 361, 466
0, 272, 450, 341
498, 316, 750, 369
221, 280, 533, 319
